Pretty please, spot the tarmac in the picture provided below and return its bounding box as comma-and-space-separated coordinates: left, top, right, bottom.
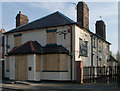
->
1, 79, 120, 91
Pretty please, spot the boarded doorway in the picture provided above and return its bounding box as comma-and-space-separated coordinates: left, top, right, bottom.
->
76, 61, 83, 83
15, 55, 28, 80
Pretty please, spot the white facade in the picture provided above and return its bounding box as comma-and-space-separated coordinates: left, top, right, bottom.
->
74, 26, 91, 66
4, 24, 110, 81
8, 54, 71, 81
92, 35, 110, 67
4, 25, 73, 81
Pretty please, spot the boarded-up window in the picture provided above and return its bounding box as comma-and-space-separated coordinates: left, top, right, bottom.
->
92, 37, 96, 48
14, 33, 22, 47
106, 45, 109, 54
46, 29, 56, 44
98, 58, 101, 67
99, 41, 102, 52
6, 57, 9, 72
59, 54, 67, 70
43, 54, 67, 71
43, 54, 59, 71
36, 55, 40, 71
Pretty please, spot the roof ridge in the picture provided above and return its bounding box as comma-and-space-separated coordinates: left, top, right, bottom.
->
30, 41, 35, 52
8, 40, 32, 54
4, 12, 58, 34
56, 11, 75, 23
4, 11, 75, 34
8, 41, 32, 54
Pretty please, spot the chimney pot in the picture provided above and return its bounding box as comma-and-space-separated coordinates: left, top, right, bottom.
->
16, 11, 29, 27
19, 11, 21, 14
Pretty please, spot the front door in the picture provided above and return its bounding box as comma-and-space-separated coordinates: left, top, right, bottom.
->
76, 61, 83, 83
15, 55, 28, 80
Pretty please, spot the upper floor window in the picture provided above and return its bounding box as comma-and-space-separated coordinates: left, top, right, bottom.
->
98, 58, 101, 67
46, 29, 57, 44
106, 45, 109, 54
99, 40, 102, 52
14, 33, 22, 47
92, 37, 96, 48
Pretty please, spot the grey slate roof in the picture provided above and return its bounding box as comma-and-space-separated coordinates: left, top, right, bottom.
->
4, 11, 111, 45
8, 41, 69, 56
110, 55, 118, 62
5, 11, 75, 34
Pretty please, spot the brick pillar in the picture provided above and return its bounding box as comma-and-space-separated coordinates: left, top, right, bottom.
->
80, 61, 83, 83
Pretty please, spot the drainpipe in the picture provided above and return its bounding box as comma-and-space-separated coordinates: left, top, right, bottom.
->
69, 25, 73, 81
91, 35, 93, 66
97, 38, 99, 75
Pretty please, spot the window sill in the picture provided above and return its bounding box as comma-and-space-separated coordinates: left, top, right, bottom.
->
42, 70, 68, 72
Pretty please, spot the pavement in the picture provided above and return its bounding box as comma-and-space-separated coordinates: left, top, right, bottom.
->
1, 79, 120, 91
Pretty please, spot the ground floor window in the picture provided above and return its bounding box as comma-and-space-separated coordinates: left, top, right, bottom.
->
43, 54, 67, 72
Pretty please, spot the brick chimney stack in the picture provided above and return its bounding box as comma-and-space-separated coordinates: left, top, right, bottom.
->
0, 28, 6, 59
16, 11, 29, 27
1, 28, 5, 36
96, 20, 106, 40
77, 2, 89, 30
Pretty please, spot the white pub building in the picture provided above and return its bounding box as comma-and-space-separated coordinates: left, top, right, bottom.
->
3, 2, 111, 82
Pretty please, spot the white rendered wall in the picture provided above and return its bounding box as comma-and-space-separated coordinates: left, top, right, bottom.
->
28, 54, 36, 80
74, 25, 91, 67
28, 54, 41, 81
9, 56, 15, 80
22, 29, 46, 46
4, 25, 72, 54
4, 25, 74, 80
92, 35, 110, 67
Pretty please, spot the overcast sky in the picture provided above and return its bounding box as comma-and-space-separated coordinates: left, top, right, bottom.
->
1, 1, 118, 54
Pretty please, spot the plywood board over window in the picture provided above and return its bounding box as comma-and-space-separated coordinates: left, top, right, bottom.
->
43, 54, 59, 71
14, 33, 22, 47
47, 32, 56, 44
43, 54, 68, 71
14, 36, 22, 47
36, 55, 40, 72
59, 54, 67, 70
99, 41, 102, 52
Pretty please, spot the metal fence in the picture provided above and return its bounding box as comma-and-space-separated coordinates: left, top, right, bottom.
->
83, 66, 120, 84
